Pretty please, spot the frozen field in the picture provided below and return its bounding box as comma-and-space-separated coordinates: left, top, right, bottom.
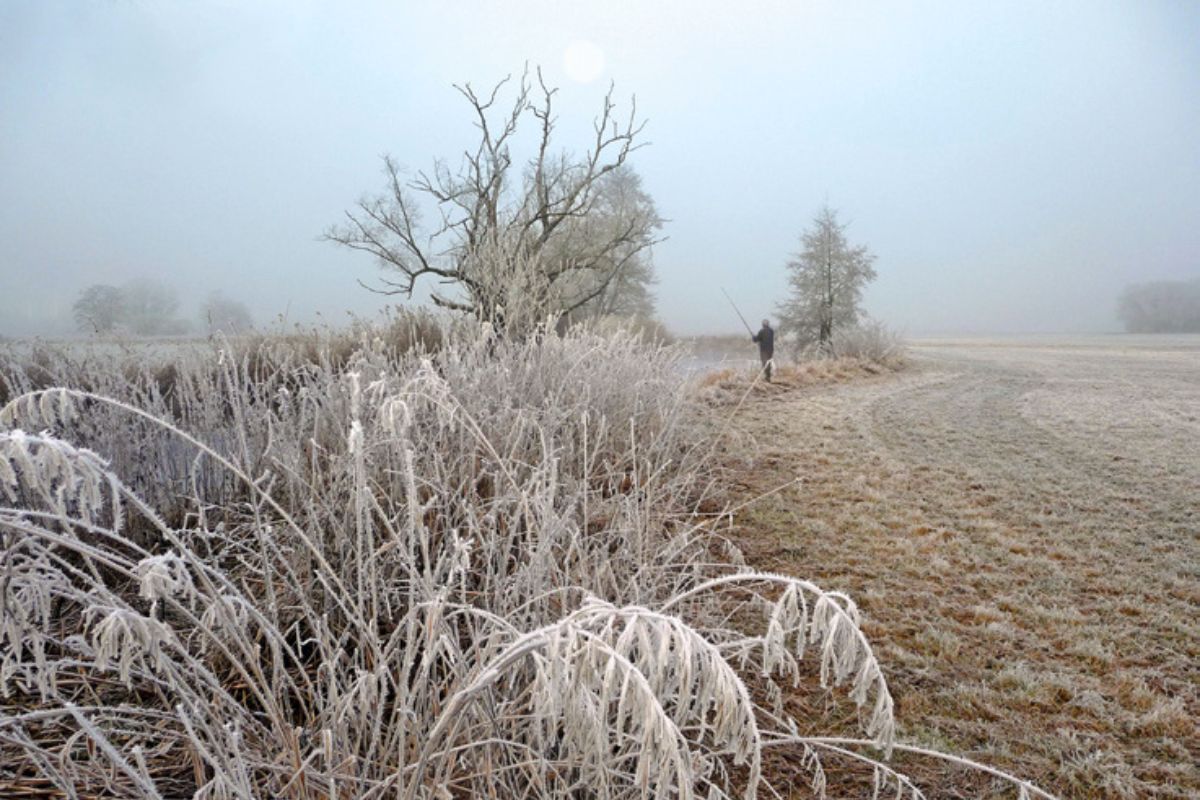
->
724, 335, 1199, 797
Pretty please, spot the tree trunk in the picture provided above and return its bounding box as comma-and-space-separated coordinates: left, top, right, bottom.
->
820, 242, 834, 346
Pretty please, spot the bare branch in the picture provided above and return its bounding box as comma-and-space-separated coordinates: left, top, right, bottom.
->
327, 67, 657, 332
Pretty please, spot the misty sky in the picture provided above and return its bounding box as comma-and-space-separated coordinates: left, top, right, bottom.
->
2, 1, 1198, 336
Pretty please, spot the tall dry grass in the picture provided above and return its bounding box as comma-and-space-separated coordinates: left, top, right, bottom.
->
0, 320, 1048, 798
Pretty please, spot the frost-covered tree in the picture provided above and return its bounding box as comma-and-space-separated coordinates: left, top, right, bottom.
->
200, 292, 254, 335
776, 206, 876, 351
73, 284, 126, 334
73, 280, 189, 336
326, 68, 661, 335
554, 165, 660, 321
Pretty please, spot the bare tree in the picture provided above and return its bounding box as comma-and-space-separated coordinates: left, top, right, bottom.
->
776, 206, 877, 351
326, 68, 661, 334
200, 291, 254, 335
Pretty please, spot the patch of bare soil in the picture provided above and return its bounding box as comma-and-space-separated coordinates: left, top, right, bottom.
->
710, 340, 1199, 798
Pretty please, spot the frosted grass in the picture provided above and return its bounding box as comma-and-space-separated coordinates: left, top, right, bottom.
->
0, 319, 1052, 798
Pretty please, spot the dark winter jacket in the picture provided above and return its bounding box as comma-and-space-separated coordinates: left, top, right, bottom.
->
752, 325, 774, 359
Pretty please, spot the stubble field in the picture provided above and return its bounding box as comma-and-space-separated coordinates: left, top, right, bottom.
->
717, 335, 1199, 798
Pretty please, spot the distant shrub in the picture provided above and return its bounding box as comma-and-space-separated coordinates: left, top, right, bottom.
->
829, 319, 906, 364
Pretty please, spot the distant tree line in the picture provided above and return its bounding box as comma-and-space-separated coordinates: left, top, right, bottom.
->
1116, 279, 1200, 333
73, 280, 253, 336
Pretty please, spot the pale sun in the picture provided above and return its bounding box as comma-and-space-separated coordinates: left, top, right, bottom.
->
563, 40, 606, 84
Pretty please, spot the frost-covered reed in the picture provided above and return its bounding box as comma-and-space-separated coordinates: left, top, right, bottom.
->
0, 318, 1050, 798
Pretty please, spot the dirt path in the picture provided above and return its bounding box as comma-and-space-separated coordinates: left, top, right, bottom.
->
718, 339, 1199, 798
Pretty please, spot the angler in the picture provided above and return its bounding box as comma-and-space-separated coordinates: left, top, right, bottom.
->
752, 318, 775, 382
722, 288, 775, 383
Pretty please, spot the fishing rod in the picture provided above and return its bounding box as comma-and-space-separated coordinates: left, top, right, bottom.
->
721, 287, 755, 337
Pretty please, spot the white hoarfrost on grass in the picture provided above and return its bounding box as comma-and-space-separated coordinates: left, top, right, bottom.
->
0, 321, 1052, 798
829, 320, 905, 365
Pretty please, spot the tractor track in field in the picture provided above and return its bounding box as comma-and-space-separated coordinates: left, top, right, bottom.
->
715, 337, 1200, 798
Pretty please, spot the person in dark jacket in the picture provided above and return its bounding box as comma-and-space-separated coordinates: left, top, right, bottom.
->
752, 319, 775, 382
